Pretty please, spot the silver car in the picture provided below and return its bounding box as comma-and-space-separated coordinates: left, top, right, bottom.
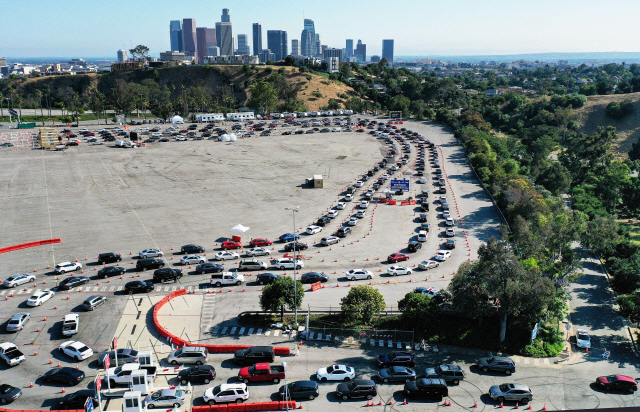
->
489, 383, 533, 404
3, 274, 36, 288
144, 388, 186, 409
7, 312, 30, 332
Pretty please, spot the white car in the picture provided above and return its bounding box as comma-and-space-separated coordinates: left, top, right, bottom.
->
418, 260, 440, 270
355, 210, 366, 219
387, 266, 412, 276
359, 200, 369, 209
62, 313, 79, 336
434, 251, 452, 261
345, 194, 354, 202
3, 274, 36, 288
327, 210, 340, 218
417, 230, 428, 242
336, 202, 346, 210
382, 174, 390, 180
140, 248, 164, 258
59, 340, 94, 361
274, 258, 304, 270
306, 225, 323, 235
443, 211, 451, 219
246, 247, 271, 257
345, 269, 373, 281
355, 180, 364, 188
415, 287, 440, 298
214, 251, 239, 261
55, 261, 82, 274
180, 255, 206, 265
316, 364, 356, 382
203, 383, 249, 405
26, 290, 55, 307
348, 217, 358, 226
445, 218, 455, 226
439, 196, 447, 203
576, 329, 591, 348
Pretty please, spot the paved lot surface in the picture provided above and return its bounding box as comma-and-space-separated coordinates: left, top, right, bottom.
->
2, 117, 638, 411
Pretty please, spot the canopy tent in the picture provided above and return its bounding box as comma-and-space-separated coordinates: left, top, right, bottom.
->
170, 115, 184, 124
229, 224, 249, 243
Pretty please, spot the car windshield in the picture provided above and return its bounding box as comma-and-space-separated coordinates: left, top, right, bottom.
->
486, 357, 494, 363
78, 345, 90, 352
175, 390, 184, 397
151, 392, 162, 400
8, 320, 19, 324
578, 332, 588, 340
499, 384, 511, 392
6, 276, 17, 281
0, 385, 14, 394
212, 385, 222, 395
327, 365, 335, 373
347, 381, 357, 390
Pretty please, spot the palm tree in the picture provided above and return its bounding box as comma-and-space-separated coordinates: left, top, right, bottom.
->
0, 91, 4, 119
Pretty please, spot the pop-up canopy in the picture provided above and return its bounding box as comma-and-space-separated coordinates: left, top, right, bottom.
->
230, 224, 250, 233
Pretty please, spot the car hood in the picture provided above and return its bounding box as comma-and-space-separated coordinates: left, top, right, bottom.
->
44, 369, 57, 376
404, 380, 418, 391
336, 382, 350, 393
424, 367, 438, 378
377, 369, 392, 378
489, 385, 501, 395
597, 376, 610, 384
477, 358, 488, 366
317, 367, 328, 376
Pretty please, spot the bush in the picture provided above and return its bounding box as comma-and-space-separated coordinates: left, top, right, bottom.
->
521, 325, 564, 358
606, 99, 635, 119
312, 91, 323, 98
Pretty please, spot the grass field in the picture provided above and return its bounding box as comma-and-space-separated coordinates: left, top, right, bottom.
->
619, 218, 640, 245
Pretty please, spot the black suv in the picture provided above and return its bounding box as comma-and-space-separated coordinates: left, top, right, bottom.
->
336, 379, 378, 401
136, 258, 165, 272
418, 214, 427, 223
234, 346, 275, 365
407, 241, 422, 253
124, 281, 154, 294
97, 253, 122, 265
378, 352, 416, 368
425, 364, 465, 385
336, 227, 352, 237
476, 356, 516, 375
279, 380, 319, 401
98, 266, 125, 278
153, 268, 183, 283
257, 273, 280, 285
284, 242, 308, 252
316, 216, 331, 227
404, 378, 448, 400
181, 244, 205, 254
177, 365, 216, 385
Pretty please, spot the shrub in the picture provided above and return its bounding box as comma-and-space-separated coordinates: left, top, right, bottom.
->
312, 91, 323, 98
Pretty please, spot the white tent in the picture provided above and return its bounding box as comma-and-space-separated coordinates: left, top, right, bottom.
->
230, 224, 250, 234
170, 115, 184, 124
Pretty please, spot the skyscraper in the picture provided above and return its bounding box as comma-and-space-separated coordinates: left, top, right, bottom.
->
217, 9, 233, 56
291, 39, 299, 56
221, 8, 231, 23
300, 19, 315, 57
117, 49, 127, 63
170, 20, 183, 52
355, 40, 366, 63
267, 30, 288, 61
315, 33, 321, 55
196, 27, 216, 63
322, 48, 343, 63
382, 39, 394, 64
182, 18, 197, 56
252, 23, 262, 56
237, 34, 250, 55
345, 39, 353, 60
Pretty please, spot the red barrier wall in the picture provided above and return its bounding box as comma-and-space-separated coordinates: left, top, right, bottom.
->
0, 238, 61, 254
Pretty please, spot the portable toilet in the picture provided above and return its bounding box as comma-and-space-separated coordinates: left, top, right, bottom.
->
313, 175, 323, 188
129, 370, 152, 394
123, 391, 143, 412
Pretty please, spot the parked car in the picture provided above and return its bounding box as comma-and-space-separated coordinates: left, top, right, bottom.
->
407, 242, 422, 253
98, 266, 125, 278
55, 262, 82, 274
57, 276, 90, 291
153, 268, 182, 283
576, 329, 591, 349
317, 364, 355, 382
26, 290, 55, 306
214, 251, 239, 261
336, 227, 352, 237
596, 375, 638, 393
250, 238, 273, 247
3, 274, 36, 288
279, 380, 319, 401
238, 260, 267, 271
180, 254, 206, 265
284, 242, 308, 252
181, 244, 205, 254
195, 262, 224, 274
445, 239, 456, 249
378, 352, 416, 368
210, 273, 244, 287
203, 383, 249, 405
221, 241, 242, 250
488, 383, 533, 404
306, 225, 323, 234
82, 295, 107, 311
418, 260, 440, 270
300, 272, 329, 283
178, 365, 216, 385
59, 341, 94, 361
476, 356, 516, 375
98, 349, 139, 367
345, 269, 373, 281
246, 247, 271, 257
377, 366, 417, 383
6, 312, 30, 332
387, 266, 412, 276
136, 258, 165, 272
97, 253, 122, 265
335, 379, 377, 401
167, 346, 208, 365
58, 389, 99, 410
425, 364, 465, 385
124, 281, 154, 294
139, 249, 164, 258
43, 367, 85, 386
256, 273, 280, 285
321, 236, 340, 246
434, 251, 452, 261
404, 378, 448, 400
144, 388, 186, 409
279, 233, 300, 243
387, 252, 410, 263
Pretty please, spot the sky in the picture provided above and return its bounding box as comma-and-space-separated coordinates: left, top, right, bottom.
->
2, 0, 639, 59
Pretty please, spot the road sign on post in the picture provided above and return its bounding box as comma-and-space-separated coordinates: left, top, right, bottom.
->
359, 330, 367, 338
104, 355, 110, 371
112, 337, 118, 350
85, 394, 94, 412
390, 179, 410, 192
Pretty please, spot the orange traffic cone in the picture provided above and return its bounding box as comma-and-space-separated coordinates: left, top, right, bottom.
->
499, 401, 504, 408
57, 361, 61, 367
49, 358, 53, 364
542, 405, 547, 411
30, 381, 34, 388
515, 402, 519, 409
76, 364, 79, 370
403, 398, 407, 405
527, 403, 533, 410
62, 387, 66, 393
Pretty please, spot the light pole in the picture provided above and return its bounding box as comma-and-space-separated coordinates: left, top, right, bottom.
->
282, 361, 289, 410
285, 206, 299, 326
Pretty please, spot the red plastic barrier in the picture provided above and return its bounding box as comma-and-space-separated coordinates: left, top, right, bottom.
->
389, 200, 397, 205
0, 238, 61, 254
227, 404, 245, 412
210, 406, 228, 412
217, 345, 234, 353
278, 402, 296, 410
274, 347, 290, 356
379, 198, 388, 204
400, 201, 409, 206
243, 403, 263, 412
409, 200, 416, 205
192, 406, 211, 412
204, 345, 219, 354
311, 281, 321, 291
261, 402, 280, 411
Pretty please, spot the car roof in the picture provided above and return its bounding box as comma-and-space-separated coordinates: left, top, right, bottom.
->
613, 375, 636, 382
64, 314, 79, 321
220, 383, 246, 390
158, 388, 179, 396
353, 379, 374, 385
439, 364, 462, 372
12, 312, 29, 319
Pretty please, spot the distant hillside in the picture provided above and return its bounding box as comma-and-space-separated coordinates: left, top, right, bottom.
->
574, 92, 640, 157
0, 65, 359, 113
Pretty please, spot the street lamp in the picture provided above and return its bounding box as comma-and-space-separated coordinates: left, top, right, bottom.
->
284, 206, 299, 326
282, 361, 289, 411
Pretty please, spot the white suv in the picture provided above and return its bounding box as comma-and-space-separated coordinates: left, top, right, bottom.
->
203, 383, 249, 405
274, 258, 304, 270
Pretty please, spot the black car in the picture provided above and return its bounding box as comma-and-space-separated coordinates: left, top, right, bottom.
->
445, 239, 456, 249
98, 349, 139, 366
336, 379, 378, 401
404, 378, 448, 400
153, 268, 183, 283
195, 262, 224, 274
284, 242, 308, 252
377, 366, 417, 383
418, 213, 427, 223
300, 272, 329, 284
407, 241, 422, 253
58, 276, 90, 291
378, 351, 416, 368
181, 244, 205, 254
43, 367, 85, 385
178, 365, 216, 385
316, 216, 331, 227
257, 273, 280, 285
58, 389, 99, 410
124, 281, 154, 294
0, 384, 21, 404
97, 252, 122, 265
98, 266, 125, 279
279, 381, 319, 401
136, 258, 165, 272
336, 227, 352, 237
421, 203, 429, 212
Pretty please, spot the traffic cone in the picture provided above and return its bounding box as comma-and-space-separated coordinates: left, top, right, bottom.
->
388, 400, 393, 405
76, 364, 79, 370
30, 381, 34, 388
499, 401, 503, 408
54, 305, 58, 309
403, 398, 407, 405
44, 316, 47, 321
473, 400, 478, 407
527, 403, 532, 410
62, 387, 66, 393
57, 361, 61, 367
49, 358, 53, 364
542, 405, 547, 411
515, 402, 519, 409
37, 327, 40, 332
586, 347, 589, 353
378, 401, 383, 406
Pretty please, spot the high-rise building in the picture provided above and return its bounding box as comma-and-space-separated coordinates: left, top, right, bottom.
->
237, 34, 250, 55
267, 30, 288, 61
355, 40, 366, 63
315, 33, 321, 55
382, 39, 394, 64
258, 49, 276, 64
182, 18, 197, 55
300, 19, 315, 57
196, 28, 216, 64
207, 46, 220, 57
221, 8, 231, 23
216, 22, 233, 56
371, 55, 380, 63
345, 39, 353, 60
117, 49, 127, 63
322, 48, 343, 64
252, 23, 262, 56
291, 39, 299, 56
170, 20, 183, 52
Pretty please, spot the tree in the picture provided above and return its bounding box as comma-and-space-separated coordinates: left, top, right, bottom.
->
247, 81, 277, 115
283, 55, 296, 66
580, 215, 620, 257
397, 292, 439, 332
259, 276, 304, 320
340, 286, 385, 325
110, 79, 136, 124
629, 137, 640, 162
535, 162, 571, 196
129, 45, 150, 62
617, 294, 640, 324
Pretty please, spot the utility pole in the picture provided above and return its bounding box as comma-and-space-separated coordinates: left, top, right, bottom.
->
285, 206, 300, 325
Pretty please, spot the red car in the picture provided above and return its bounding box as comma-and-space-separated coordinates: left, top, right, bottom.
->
596, 375, 638, 392
179, 129, 188, 134
387, 252, 409, 263
250, 238, 273, 247
221, 241, 242, 250
85, 132, 95, 136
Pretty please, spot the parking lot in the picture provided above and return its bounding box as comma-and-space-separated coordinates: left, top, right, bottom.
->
2, 116, 636, 411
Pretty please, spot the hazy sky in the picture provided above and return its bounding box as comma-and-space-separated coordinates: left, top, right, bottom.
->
3, 0, 639, 58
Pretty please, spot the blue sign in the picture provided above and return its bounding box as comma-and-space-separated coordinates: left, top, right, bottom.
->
530, 323, 540, 344
85, 395, 94, 412
390, 179, 410, 191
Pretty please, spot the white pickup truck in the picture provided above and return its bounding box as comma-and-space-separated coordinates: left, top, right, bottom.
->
0, 342, 26, 367
62, 313, 79, 336
106, 362, 157, 386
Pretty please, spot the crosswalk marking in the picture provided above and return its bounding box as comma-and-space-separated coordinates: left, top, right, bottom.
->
248, 328, 254, 335
109, 287, 114, 291
117, 286, 123, 291
0, 290, 5, 295
230, 327, 237, 335
256, 329, 262, 335
239, 327, 245, 335
265, 330, 271, 336
221, 327, 228, 334
212, 326, 219, 334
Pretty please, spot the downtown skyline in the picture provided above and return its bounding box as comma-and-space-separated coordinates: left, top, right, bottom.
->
3, 0, 640, 58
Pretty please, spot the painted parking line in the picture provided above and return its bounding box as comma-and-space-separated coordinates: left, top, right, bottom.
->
274, 330, 280, 337
265, 330, 271, 336
256, 328, 262, 335
117, 286, 123, 291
